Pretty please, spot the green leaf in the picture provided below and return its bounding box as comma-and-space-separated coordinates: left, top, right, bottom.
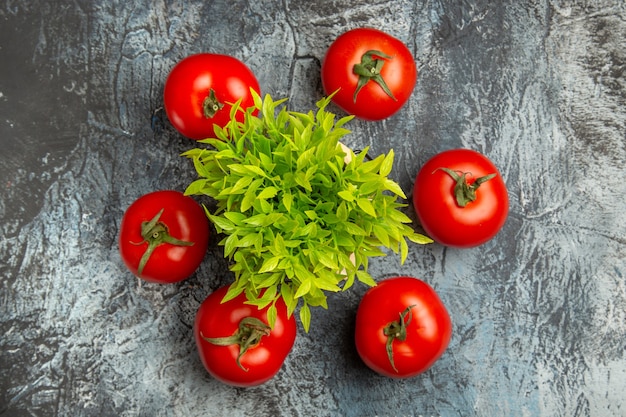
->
338, 252, 356, 271
222, 283, 245, 304
373, 224, 391, 247
317, 250, 338, 270
241, 190, 256, 212
342, 272, 356, 290
228, 164, 249, 176
223, 233, 239, 257
181, 147, 203, 159
247, 285, 277, 310
294, 279, 312, 299
338, 190, 355, 202
244, 164, 267, 178
305, 290, 328, 308
267, 303, 278, 329
192, 156, 211, 178
359, 178, 383, 195
215, 148, 237, 159
281, 284, 297, 317
217, 186, 234, 197
208, 214, 235, 232
408, 232, 434, 244
400, 237, 409, 264
383, 178, 407, 199
257, 186, 279, 199
265, 212, 284, 226
379, 149, 394, 176
283, 239, 303, 248
357, 198, 377, 218
242, 213, 269, 227
294, 263, 316, 282
228, 97, 243, 120
321, 110, 335, 132
224, 211, 247, 225
251, 87, 263, 109
184, 179, 208, 196
297, 147, 316, 171
259, 256, 281, 273
230, 175, 254, 194
314, 270, 342, 292
336, 202, 348, 221
385, 220, 403, 241
295, 172, 312, 191
305, 165, 317, 181
359, 153, 383, 174
356, 270, 377, 287
299, 302, 311, 333
273, 233, 286, 253
327, 160, 341, 178
259, 153, 276, 172
335, 114, 354, 129
343, 222, 367, 236
387, 208, 412, 224
283, 193, 293, 213
237, 233, 259, 248
322, 213, 340, 224
299, 222, 318, 238
255, 198, 273, 214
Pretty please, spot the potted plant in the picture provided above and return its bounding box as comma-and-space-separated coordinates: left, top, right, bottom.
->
183, 91, 432, 331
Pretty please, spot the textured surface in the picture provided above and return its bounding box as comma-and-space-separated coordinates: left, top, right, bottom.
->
1, 1, 625, 416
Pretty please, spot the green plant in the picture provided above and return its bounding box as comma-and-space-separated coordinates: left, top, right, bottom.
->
183, 91, 432, 331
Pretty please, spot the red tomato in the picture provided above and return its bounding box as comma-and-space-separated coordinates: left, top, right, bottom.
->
321, 28, 417, 120
163, 53, 260, 140
413, 148, 509, 248
194, 285, 297, 387
355, 276, 452, 378
119, 190, 209, 284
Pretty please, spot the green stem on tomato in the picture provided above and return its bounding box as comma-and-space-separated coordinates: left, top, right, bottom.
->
352, 50, 397, 103
130, 208, 194, 275
383, 305, 415, 373
202, 88, 225, 118
201, 317, 271, 371
436, 168, 496, 208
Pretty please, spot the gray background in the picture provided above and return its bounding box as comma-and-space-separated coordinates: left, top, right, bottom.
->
1, 1, 625, 416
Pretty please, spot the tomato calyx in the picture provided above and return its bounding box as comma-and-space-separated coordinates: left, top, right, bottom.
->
352, 50, 397, 103
383, 305, 415, 372
130, 208, 194, 275
201, 317, 271, 371
437, 168, 496, 208
202, 88, 225, 118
